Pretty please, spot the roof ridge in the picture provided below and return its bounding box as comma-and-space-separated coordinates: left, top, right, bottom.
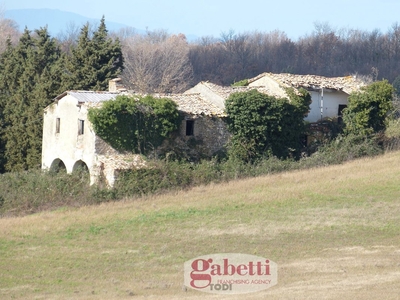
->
68, 90, 119, 94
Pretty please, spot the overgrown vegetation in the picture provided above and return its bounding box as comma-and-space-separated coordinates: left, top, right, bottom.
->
225, 88, 310, 162
0, 13, 399, 217
88, 94, 180, 154
231, 79, 249, 86
2, 79, 398, 217
0, 132, 386, 217
0, 169, 96, 216
343, 80, 394, 136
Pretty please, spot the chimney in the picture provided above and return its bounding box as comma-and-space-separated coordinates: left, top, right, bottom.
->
109, 78, 126, 92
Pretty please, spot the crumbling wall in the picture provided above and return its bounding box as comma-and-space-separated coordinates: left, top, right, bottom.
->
178, 115, 230, 158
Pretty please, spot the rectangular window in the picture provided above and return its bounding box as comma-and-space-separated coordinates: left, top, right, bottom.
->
338, 104, 347, 123
186, 120, 194, 136
78, 119, 84, 135
338, 104, 347, 116
56, 118, 60, 134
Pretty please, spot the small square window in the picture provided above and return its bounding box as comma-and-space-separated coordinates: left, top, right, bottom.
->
78, 119, 84, 135
186, 120, 194, 136
56, 118, 60, 134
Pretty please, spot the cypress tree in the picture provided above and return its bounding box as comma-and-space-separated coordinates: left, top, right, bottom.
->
62, 16, 124, 91
0, 17, 124, 172
0, 39, 15, 173
0, 28, 63, 171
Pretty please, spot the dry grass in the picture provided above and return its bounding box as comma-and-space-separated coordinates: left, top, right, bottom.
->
1, 151, 400, 299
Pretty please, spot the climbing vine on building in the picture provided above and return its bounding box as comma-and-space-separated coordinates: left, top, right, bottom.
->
343, 80, 394, 136
88, 95, 181, 154
225, 89, 310, 162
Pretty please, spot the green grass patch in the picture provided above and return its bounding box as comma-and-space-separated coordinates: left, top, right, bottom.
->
1, 152, 400, 298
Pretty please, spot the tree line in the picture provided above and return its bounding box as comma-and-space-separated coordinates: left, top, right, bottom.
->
105, 23, 400, 93
3, 14, 400, 91
0, 17, 123, 173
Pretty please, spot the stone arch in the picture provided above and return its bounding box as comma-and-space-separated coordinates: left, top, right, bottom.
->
72, 160, 90, 183
72, 160, 89, 173
50, 158, 67, 173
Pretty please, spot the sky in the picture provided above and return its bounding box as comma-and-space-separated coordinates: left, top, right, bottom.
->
3, 0, 400, 40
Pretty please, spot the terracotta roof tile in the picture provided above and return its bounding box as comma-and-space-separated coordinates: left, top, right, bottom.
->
83, 92, 226, 116
186, 81, 290, 101
158, 93, 226, 116
248, 72, 366, 94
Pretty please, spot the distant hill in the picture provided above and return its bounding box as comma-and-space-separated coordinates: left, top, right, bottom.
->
4, 8, 144, 36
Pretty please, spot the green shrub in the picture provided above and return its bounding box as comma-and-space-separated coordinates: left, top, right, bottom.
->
343, 80, 394, 135
225, 89, 310, 162
299, 134, 382, 168
231, 79, 249, 87
88, 95, 181, 154
0, 133, 385, 217
0, 170, 100, 216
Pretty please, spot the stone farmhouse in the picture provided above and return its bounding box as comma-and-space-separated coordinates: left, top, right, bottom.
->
186, 73, 366, 123
249, 73, 367, 122
42, 74, 366, 186
41, 80, 228, 186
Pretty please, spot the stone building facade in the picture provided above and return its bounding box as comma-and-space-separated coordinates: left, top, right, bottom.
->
247, 72, 366, 122
161, 93, 229, 159
42, 73, 366, 186
42, 86, 229, 186
41, 91, 146, 186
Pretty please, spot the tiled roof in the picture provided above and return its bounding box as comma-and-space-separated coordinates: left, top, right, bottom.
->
160, 93, 226, 116
55, 91, 119, 103
61, 91, 226, 117
248, 73, 366, 94
54, 72, 365, 116
186, 81, 288, 101
197, 82, 254, 99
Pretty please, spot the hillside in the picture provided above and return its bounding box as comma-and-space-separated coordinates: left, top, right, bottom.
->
0, 151, 400, 299
4, 8, 142, 35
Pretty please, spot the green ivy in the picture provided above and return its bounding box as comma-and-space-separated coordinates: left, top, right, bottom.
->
231, 79, 249, 87
225, 89, 309, 162
343, 80, 394, 136
88, 95, 181, 154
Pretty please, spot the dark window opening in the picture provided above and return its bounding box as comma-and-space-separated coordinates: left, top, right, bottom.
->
56, 118, 60, 134
78, 119, 84, 135
338, 104, 347, 123
186, 120, 194, 136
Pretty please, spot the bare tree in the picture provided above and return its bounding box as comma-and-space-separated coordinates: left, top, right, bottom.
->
57, 21, 80, 54
220, 30, 253, 82
189, 39, 227, 84
0, 5, 20, 53
109, 26, 137, 41
121, 31, 193, 93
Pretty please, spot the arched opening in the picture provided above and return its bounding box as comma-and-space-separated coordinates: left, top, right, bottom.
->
72, 160, 90, 184
50, 158, 67, 173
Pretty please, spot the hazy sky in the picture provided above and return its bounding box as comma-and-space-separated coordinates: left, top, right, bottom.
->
3, 0, 400, 39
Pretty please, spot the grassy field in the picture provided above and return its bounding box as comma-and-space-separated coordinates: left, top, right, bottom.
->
1, 151, 400, 299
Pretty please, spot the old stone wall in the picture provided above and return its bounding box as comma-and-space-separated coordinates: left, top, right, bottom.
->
95, 136, 120, 156
179, 115, 231, 157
